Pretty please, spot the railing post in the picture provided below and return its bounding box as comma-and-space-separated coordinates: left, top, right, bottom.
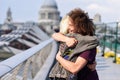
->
113, 22, 118, 63
102, 23, 107, 57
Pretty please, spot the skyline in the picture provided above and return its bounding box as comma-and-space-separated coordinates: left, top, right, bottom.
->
0, 0, 120, 24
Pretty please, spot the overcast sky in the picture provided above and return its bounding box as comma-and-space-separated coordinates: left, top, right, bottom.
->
0, 0, 120, 24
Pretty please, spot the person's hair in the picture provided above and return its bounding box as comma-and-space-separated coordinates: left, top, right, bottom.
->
67, 8, 95, 36
59, 15, 70, 34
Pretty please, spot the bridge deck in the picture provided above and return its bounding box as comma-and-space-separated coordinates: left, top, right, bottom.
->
96, 53, 120, 80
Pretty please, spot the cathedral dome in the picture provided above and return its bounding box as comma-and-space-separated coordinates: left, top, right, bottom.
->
38, 0, 60, 34
41, 0, 57, 9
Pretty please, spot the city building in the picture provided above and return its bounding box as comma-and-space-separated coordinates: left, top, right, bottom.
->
93, 13, 101, 24
38, 0, 61, 34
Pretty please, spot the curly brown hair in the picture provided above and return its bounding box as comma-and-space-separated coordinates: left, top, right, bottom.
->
67, 8, 95, 36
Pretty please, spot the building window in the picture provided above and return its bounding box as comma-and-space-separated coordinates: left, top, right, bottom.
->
40, 13, 45, 19
48, 13, 53, 19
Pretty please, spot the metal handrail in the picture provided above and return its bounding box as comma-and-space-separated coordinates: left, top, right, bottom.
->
0, 38, 54, 77
33, 40, 58, 80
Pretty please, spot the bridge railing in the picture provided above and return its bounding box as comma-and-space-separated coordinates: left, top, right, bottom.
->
0, 38, 58, 80
95, 22, 120, 63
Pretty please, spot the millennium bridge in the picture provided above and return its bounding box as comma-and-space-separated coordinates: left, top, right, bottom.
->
0, 22, 120, 80
0, 22, 58, 80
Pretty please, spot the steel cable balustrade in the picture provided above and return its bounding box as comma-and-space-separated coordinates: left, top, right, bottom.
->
0, 38, 58, 80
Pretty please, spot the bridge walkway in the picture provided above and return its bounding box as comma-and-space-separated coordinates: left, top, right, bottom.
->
96, 53, 120, 80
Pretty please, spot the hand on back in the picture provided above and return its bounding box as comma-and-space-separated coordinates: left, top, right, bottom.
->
65, 37, 78, 47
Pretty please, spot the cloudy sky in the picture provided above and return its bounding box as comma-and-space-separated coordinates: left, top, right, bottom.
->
0, 0, 120, 24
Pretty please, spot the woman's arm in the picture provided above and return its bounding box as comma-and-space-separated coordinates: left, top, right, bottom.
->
56, 51, 87, 74
52, 33, 77, 47
52, 33, 69, 42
